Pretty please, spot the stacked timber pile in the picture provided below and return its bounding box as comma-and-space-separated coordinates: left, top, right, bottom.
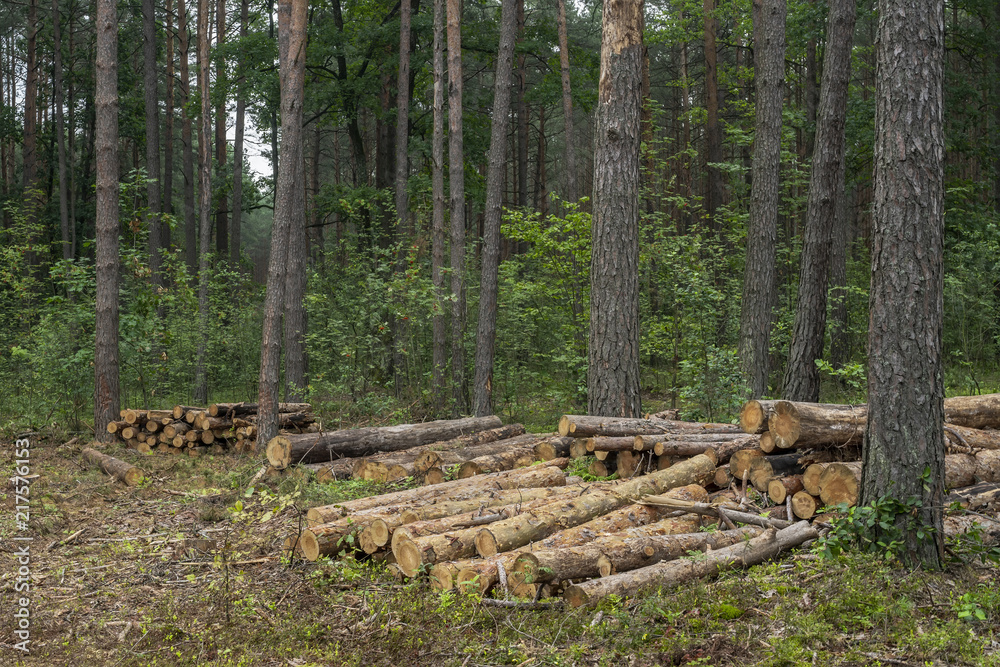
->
737, 394, 1000, 519
106, 402, 315, 456
264, 415, 575, 485
283, 405, 1000, 607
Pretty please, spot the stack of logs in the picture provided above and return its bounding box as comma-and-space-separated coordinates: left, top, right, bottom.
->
263, 415, 575, 484
107, 402, 315, 456
282, 402, 1000, 608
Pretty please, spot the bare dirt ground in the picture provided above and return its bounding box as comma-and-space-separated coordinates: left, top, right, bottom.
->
3, 436, 1000, 667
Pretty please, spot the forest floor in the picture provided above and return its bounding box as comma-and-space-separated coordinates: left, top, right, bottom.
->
2, 435, 1000, 666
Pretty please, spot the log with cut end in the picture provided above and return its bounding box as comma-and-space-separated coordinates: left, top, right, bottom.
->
569, 439, 590, 458
790, 491, 819, 519
266, 415, 503, 467
306, 461, 569, 525
636, 434, 760, 464
513, 526, 763, 589
714, 465, 734, 488
770, 401, 867, 449
163, 421, 191, 438
947, 482, 1000, 510
472, 454, 716, 559
456, 447, 538, 478
534, 437, 574, 461
768, 475, 804, 505
558, 415, 741, 438
82, 447, 144, 486
208, 401, 312, 417
943, 394, 1000, 429
817, 462, 863, 507
615, 450, 644, 478
729, 449, 765, 481
740, 399, 779, 434
588, 456, 616, 478
586, 437, 636, 453
945, 424, 1000, 451
640, 496, 791, 530
563, 522, 819, 607
419, 468, 447, 485
759, 431, 776, 453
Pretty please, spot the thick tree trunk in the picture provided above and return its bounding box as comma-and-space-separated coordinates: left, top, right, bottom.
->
861, 0, 946, 568
94, 0, 120, 441
473, 0, 517, 416
266, 415, 503, 467
556, 0, 575, 202
447, 0, 467, 414
588, 0, 644, 418
739, 0, 785, 399
257, 0, 307, 444
782, 0, 856, 402
564, 522, 818, 607
144, 0, 163, 290
431, 0, 447, 411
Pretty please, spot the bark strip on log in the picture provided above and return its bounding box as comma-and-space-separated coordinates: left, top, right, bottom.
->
559, 415, 741, 438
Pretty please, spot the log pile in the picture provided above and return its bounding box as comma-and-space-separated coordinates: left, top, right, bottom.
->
272, 402, 1000, 608
105, 402, 316, 456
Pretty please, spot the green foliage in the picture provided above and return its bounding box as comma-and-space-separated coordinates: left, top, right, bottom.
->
816, 496, 937, 562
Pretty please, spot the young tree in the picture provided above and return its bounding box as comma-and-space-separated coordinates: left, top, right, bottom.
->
473, 0, 518, 417
215, 0, 228, 256
231, 0, 248, 267
860, 0, 946, 568
52, 0, 71, 260
739, 0, 785, 399
165, 0, 176, 220
782, 0, 856, 402
447, 0, 467, 414
94, 0, 120, 440
588, 0, 644, 419
703, 0, 723, 231
179, 0, 198, 275
258, 0, 307, 445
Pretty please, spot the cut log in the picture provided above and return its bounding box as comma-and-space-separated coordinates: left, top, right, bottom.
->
729, 449, 765, 481
569, 439, 590, 458
639, 496, 792, 530
563, 522, 818, 607
559, 415, 741, 438
770, 401, 867, 449
615, 450, 643, 479
419, 468, 447, 485
456, 447, 537, 478
305, 461, 569, 525
767, 475, 804, 505
974, 449, 1000, 482
513, 526, 763, 589
943, 394, 1000, 429
714, 465, 734, 488
209, 401, 312, 417
106, 420, 127, 434
817, 462, 863, 507
472, 454, 716, 559
586, 437, 636, 453
790, 491, 819, 519
163, 421, 191, 438
944, 513, 1000, 545
82, 447, 144, 486
740, 399, 779, 434
534, 437, 574, 461
947, 482, 1000, 510
759, 431, 776, 453
944, 424, 1000, 452
266, 416, 504, 467
588, 456, 616, 478
637, 434, 761, 464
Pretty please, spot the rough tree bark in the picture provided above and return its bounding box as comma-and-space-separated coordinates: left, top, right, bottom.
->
861, 0, 946, 568
556, 0, 575, 202
588, 0, 644, 419
473, 0, 517, 417
431, 0, 447, 412
165, 0, 176, 220
231, 0, 248, 267
739, 0, 785, 399
215, 0, 229, 256
447, 0, 467, 414
178, 0, 198, 276
52, 0, 70, 260
782, 0, 856, 402
94, 0, 120, 440
258, 0, 307, 445
703, 0, 724, 231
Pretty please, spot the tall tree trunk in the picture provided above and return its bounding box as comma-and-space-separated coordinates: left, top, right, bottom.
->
515, 0, 527, 208
556, 0, 575, 203
535, 106, 547, 215
144, 0, 163, 289
24, 0, 38, 199
215, 0, 229, 257
828, 184, 852, 369
194, 0, 213, 402
804, 0, 818, 158
739, 0, 785, 399
473, 0, 517, 417
431, 0, 447, 411
259, 0, 307, 444
782, 0, 856, 402
861, 0, 945, 568
679, 27, 692, 234
52, 0, 70, 260
231, 0, 247, 267
165, 0, 176, 220
179, 0, 198, 275
393, 0, 414, 395
588, 0, 644, 419
67, 19, 77, 257
447, 0, 467, 414
703, 0, 724, 232
94, 0, 120, 440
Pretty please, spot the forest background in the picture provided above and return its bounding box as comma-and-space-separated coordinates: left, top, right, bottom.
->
0, 0, 994, 436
